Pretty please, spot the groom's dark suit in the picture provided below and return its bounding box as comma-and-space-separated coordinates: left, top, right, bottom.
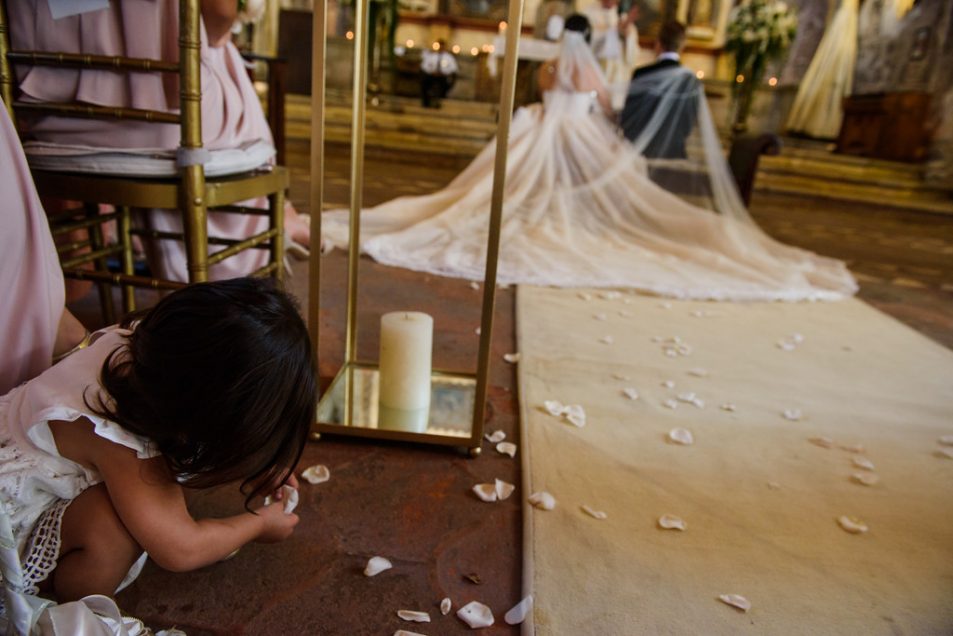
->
620, 58, 700, 159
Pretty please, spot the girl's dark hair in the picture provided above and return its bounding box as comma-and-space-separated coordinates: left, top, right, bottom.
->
564, 13, 592, 44
86, 277, 317, 510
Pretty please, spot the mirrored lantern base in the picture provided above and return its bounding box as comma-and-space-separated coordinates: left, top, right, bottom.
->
313, 363, 482, 454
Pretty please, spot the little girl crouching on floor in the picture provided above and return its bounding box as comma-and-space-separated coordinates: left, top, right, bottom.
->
0, 278, 316, 607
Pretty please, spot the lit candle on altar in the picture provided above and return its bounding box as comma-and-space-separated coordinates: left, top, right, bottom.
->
378, 312, 433, 432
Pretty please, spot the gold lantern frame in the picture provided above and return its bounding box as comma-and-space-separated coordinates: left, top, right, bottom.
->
307, 0, 525, 455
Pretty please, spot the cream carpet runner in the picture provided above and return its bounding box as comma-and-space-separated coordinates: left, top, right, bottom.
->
516, 287, 953, 635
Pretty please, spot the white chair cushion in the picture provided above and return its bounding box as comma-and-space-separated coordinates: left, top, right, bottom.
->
23, 139, 275, 178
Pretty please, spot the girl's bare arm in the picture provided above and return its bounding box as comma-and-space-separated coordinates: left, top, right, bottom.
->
50, 418, 299, 572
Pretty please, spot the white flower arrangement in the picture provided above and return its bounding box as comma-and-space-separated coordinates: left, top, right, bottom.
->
726, 0, 798, 63
725, 0, 797, 129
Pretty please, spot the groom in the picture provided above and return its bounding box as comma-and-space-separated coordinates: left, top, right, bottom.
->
620, 21, 700, 159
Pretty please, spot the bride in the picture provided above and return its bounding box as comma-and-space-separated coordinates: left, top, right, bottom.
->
322, 15, 857, 301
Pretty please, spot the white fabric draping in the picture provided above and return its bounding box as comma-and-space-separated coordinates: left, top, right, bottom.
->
786, 0, 860, 139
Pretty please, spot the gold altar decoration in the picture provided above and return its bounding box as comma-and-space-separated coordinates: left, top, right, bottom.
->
307, 0, 526, 455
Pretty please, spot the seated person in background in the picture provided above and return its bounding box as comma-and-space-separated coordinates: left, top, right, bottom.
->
620, 20, 699, 159
0, 98, 88, 395
420, 40, 459, 108
6, 0, 311, 283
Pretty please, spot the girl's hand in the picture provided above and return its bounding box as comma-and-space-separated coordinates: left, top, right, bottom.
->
255, 501, 300, 543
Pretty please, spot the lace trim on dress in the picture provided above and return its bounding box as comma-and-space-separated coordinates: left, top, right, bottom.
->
20, 498, 71, 596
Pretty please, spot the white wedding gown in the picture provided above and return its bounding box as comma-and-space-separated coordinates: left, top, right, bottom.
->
322, 45, 857, 301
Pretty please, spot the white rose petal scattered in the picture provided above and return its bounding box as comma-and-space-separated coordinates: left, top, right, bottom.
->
528, 491, 556, 510
542, 400, 586, 427
720, 403, 737, 412
474, 327, 481, 335
840, 443, 865, 454
600, 291, 622, 300
301, 464, 330, 485
485, 429, 506, 443
809, 436, 834, 449
663, 399, 679, 410
676, 392, 697, 403
503, 352, 521, 364
504, 596, 533, 626
394, 630, 427, 636
851, 472, 880, 487
263, 485, 299, 514
837, 515, 869, 534
651, 335, 664, 343
592, 312, 607, 321
612, 372, 632, 381
718, 594, 751, 613
662, 380, 675, 389
397, 610, 431, 623
581, 504, 608, 520
494, 478, 515, 501
777, 333, 804, 351
622, 387, 639, 401
472, 483, 498, 503
364, 556, 393, 577
782, 408, 803, 421
852, 457, 875, 471
543, 400, 564, 416
599, 335, 614, 345
496, 441, 517, 457
691, 398, 705, 409
939, 448, 953, 459
457, 601, 494, 629
564, 405, 586, 428
440, 597, 452, 616
688, 367, 709, 377
578, 291, 592, 301
668, 428, 694, 445
938, 435, 953, 446
658, 302, 672, 309
469, 281, 480, 290
658, 514, 687, 531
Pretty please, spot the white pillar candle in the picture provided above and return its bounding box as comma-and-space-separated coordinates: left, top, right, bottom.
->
378, 312, 433, 432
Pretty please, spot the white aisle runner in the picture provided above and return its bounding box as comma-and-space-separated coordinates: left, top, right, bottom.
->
517, 287, 953, 635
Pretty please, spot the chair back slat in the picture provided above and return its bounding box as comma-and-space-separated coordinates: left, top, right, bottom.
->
13, 101, 181, 124
6, 50, 178, 73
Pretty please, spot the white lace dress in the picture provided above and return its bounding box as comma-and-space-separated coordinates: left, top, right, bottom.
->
322, 89, 857, 301
0, 327, 153, 608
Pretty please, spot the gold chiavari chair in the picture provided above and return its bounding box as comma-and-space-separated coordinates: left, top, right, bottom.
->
0, 0, 288, 322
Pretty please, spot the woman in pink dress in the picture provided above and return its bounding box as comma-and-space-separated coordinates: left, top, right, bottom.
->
0, 99, 87, 395
6, 0, 310, 282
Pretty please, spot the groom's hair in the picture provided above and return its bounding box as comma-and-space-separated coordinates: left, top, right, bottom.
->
564, 14, 592, 43
658, 21, 687, 53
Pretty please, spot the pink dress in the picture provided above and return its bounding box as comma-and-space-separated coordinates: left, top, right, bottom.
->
0, 99, 63, 395
7, 0, 272, 282
0, 327, 151, 604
